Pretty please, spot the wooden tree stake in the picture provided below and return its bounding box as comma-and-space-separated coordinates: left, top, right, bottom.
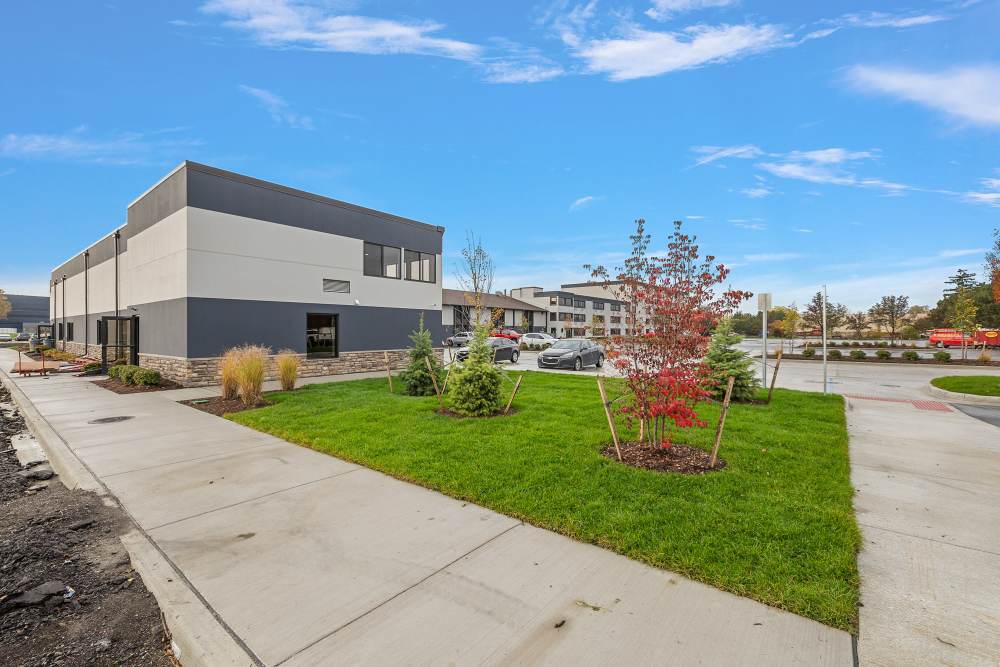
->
424, 356, 444, 410
597, 376, 623, 461
767, 349, 783, 404
503, 375, 523, 415
441, 364, 453, 395
709, 376, 735, 468
383, 351, 394, 393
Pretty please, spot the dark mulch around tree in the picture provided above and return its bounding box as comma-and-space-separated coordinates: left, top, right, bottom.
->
0, 387, 177, 666
602, 441, 726, 475
92, 377, 183, 394
180, 396, 270, 417
772, 354, 1000, 366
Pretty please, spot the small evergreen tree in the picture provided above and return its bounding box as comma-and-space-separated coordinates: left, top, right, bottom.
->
400, 314, 442, 396
448, 324, 502, 416
704, 318, 760, 401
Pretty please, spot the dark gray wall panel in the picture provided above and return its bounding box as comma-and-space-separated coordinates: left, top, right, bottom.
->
186, 297, 443, 358
132, 298, 187, 357
52, 233, 125, 283
126, 166, 187, 236
186, 164, 443, 254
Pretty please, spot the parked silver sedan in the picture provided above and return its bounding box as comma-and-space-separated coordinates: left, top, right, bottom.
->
537, 339, 604, 370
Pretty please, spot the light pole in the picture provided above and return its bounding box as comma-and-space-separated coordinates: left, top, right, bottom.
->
821, 285, 828, 393
758, 293, 772, 385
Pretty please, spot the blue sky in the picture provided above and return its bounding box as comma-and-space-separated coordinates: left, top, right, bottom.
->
1, 0, 998, 310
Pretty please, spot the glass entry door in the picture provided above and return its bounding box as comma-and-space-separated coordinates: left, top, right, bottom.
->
99, 315, 139, 370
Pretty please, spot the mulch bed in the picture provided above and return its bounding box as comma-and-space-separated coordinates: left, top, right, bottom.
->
602, 441, 725, 475
92, 378, 183, 394
0, 387, 177, 666
772, 354, 1000, 366
180, 396, 270, 417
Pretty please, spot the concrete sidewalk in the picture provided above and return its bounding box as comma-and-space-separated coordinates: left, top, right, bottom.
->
772, 360, 1000, 666
1, 352, 852, 666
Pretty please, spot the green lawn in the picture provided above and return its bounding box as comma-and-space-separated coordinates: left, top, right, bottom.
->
931, 375, 1000, 397
230, 372, 860, 631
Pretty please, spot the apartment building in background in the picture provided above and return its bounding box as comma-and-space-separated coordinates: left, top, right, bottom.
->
510, 283, 625, 338
49, 161, 443, 386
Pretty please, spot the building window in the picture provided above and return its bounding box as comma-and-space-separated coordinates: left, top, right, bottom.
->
573, 313, 586, 323
323, 279, 351, 293
610, 328, 621, 335
610, 303, 621, 311
306, 313, 337, 358
574, 299, 585, 308
610, 316, 621, 324
67, 322, 74, 341
560, 312, 573, 322
549, 297, 557, 305
363, 242, 400, 279
404, 249, 436, 283
559, 296, 573, 306
592, 315, 605, 324
593, 302, 605, 310
549, 312, 556, 321
58, 323, 64, 340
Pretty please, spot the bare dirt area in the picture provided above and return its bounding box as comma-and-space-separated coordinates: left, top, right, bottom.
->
180, 395, 269, 416
92, 377, 183, 394
1, 386, 176, 667
602, 441, 725, 475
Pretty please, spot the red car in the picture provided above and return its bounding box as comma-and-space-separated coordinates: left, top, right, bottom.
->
492, 328, 523, 341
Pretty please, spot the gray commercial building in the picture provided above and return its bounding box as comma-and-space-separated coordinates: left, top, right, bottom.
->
49, 161, 444, 385
0, 294, 49, 333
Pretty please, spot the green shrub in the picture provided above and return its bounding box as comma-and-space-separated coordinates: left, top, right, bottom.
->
801, 346, 816, 358
934, 351, 952, 362
875, 349, 891, 360
132, 368, 161, 386
448, 325, 502, 416
851, 341, 861, 347
901, 350, 920, 361
704, 318, 759, 401
109, 364, 142, 383
876, 341, 888, 348
399, 314, 442, 396
828, 349, 843, 360
850, 349, 867, 360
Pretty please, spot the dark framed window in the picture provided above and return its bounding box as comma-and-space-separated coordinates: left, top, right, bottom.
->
323, 279, 350, 293
66, 322, 74, 341
58, 323, 64, 340
559, 296, 573, 306
574, 299, 585, 308
549, 297, 557, 305
573, 313, 586, 323
363, 242, 401, 279
404, 249, 436, 283
306, 313, 338, 359
610, 303, 621, 311
610, 316, 622, 324
549, 312, 556, 321
593, 302, 605, 310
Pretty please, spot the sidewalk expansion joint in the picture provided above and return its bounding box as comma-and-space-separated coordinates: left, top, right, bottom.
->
273, 521, 524, 666
858, 522, 1000, 558
101, 440, 277, 478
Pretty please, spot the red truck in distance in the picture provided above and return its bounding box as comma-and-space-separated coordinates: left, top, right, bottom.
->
928, 328, 1000, 348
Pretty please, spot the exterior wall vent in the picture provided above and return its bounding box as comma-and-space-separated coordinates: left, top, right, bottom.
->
323, 279, 351, 294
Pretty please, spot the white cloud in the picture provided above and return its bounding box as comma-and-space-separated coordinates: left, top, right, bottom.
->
731, 219, 766, 230
238, 85, 315, 129
0, 168, 14, 177
938, 248, 988, 258
964, 192, 1000, 206
576, 23, 789, 81
482, 60, 564, 84
847, 65, 1000, 127
569, 195, 598, 210
739, 186, 772, 198
691, 144, 763, 167
201, 0, 482, 60
744, 252, 802, 262
646, 0, 738, 21
686, 214, 705, 219
793, 228, 812, 233
0, 128, 200, 165
784, 148, 876, 164
839, 11, 948, 29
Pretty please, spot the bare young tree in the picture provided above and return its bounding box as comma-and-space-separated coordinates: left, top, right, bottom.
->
454, 232, 495, 327
869, 295, 910, 343
845, 312, 868, 339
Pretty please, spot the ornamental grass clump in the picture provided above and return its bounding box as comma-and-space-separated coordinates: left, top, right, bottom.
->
275, 349, 301, 391
220, 348, 240, 401
235, 344, 269, 407
448, 325, 502, 416
399, 314, 442, 396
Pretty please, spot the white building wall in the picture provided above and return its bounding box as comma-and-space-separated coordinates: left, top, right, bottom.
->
185, 207, 441, 311
127, 208, 187, 306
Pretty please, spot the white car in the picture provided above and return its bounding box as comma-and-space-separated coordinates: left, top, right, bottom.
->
520, 332, 557, 346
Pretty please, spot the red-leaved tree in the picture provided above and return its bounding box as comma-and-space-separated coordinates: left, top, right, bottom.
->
588, 219, 750, 449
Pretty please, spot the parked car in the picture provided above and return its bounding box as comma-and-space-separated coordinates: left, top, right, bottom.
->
492, 328, 523, 341
0, 333, 12, 342
445, 331, 474, 346
537, 339, 604, 370
15, 332, 30, 341
520, 332, 556, 346
455, 336, 520, 363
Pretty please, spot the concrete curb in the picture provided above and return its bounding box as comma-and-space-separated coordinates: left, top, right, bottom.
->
0, 371, 103, 493
926, 382, 1000, 406
121, 531, 256, 667
1, 368, 257, 667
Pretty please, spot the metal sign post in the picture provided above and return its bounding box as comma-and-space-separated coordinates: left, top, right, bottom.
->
758, 293, 772, 385
821, 285, 828, 393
